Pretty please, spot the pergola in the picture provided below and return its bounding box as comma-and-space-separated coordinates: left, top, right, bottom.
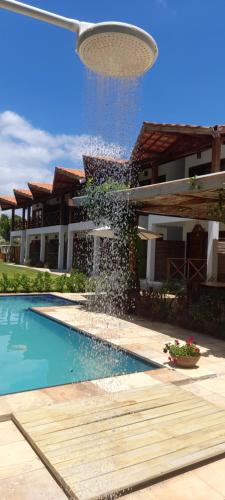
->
72, 171, 225, 221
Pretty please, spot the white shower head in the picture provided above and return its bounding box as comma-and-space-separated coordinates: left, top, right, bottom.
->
0, 0, 158, 78
77, 21, 158, 78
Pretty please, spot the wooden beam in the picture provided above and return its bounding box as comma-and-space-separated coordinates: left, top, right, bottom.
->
212, 134, 221, 173
22, 207, 26, 230
151, 166, 158, 184
11, 208, 15, 231
143, 122, 215, 136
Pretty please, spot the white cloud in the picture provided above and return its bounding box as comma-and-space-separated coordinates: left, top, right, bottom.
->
0, 110, 124, 194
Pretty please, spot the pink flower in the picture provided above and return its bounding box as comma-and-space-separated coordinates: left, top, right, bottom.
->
187, 336, 195, 345
175, 339, 180, 345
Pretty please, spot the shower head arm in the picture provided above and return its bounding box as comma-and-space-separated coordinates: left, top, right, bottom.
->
0, 0, 82, 32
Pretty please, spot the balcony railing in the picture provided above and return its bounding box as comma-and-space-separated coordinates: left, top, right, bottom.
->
13, 220, 27, 230
12, 208, 87, 231
167, 258, 207, 282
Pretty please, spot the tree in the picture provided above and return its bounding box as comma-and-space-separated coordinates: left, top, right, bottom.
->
0, 214, 10, 242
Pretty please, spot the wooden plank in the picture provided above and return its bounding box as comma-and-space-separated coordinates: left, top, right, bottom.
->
22, 392, 197, 435
17, 384, 180, 423
47, 411, 225, 468
72, 437, 225, 500
24, 398, 204, 443
57, 415, 225, 483
41, 403, 216, 454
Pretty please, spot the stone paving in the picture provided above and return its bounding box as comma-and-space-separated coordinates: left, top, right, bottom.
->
1, 293, 225, 499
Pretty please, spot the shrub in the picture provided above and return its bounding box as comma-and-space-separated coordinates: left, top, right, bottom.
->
0, 273, 12, 292
56, 274, 67, 292
43, 272, 52, 292
11, 273, 22, 293
20, 275, 33, 293
67, 270, 87, 293
85, 276, 97, 292
33, 273, 45, 292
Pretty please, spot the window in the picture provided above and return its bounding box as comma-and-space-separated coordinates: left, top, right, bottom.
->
189, 165, 210, 177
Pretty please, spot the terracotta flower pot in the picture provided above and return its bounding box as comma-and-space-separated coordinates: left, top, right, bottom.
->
172, 355, 200, 368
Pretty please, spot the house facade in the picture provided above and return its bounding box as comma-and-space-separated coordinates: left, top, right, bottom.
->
1, 121, 225, 284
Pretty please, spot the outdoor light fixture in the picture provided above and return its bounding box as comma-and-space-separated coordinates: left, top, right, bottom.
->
0, 0, 158, 78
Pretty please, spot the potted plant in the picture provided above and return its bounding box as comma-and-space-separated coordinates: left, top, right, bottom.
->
163, 336, 201, 368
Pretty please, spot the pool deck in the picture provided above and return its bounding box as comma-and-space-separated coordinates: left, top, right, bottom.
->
2, 293, 225, 498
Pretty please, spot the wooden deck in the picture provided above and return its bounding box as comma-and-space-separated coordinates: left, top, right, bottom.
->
13, 384, 225, 500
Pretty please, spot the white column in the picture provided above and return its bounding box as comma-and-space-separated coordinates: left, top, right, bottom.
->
40, 233, 45, 263
146, 216, 157, 282
58, 228, 65, 270
19, 231, 26, 264
67, 230, 74, 272
207, 221, 219, 280
92, 236, 100, 275
24, 234, 30, 262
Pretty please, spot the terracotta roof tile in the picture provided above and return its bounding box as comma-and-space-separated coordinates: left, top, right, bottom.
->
0, 195, 17, 208
14, 188, 32, 198
83, 155, 129, 165
55, 167, 85, 178
28, 182, 53, 192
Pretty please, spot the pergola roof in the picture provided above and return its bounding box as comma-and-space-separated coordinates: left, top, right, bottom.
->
0, 195, 17, 210
53, 167, 85, 192
121, 172, 225, 220
131, 122, 225, 167
73, 172, 225, 221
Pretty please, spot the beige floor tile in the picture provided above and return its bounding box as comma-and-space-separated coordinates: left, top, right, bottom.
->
0, 420, 24, 445
6, 389, 53, 413
195, 458, 225, 495
93, 372, 161, 393
124, 471, 224, 500
0, 468, 67, 500
148, 367, 188, 383
42, 380, 103, 402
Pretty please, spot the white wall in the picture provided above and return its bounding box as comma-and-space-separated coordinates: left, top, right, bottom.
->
158, 158, 185, 181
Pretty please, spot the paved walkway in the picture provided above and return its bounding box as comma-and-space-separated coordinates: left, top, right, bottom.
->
1, 295, 225, 498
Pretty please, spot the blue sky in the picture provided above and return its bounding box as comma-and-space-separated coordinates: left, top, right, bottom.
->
0, 0, 225, 192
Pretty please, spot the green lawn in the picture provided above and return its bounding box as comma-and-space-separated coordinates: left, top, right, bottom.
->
0, 262, 40, 277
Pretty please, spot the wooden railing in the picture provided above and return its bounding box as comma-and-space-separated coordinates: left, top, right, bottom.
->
167, 258, 207, 282
12, 208, 86, 230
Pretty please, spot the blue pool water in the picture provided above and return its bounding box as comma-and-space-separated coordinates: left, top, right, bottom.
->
0, 295, 156, 395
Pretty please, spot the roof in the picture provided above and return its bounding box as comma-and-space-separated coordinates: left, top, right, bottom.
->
131, 122, 225, 167
13, 188, 32, 198
0, 195, 17, 210
28, 182, 53, 200
28, 182, 53, 193
13, 188, 33, 208
53, 167, 85, 192
55, 167, 85, 178
83, 155, 135, 185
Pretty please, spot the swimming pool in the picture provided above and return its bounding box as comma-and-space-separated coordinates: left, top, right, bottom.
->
0, 294, 157, 395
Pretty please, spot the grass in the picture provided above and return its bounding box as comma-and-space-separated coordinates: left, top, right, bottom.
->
0, 262, 40, 277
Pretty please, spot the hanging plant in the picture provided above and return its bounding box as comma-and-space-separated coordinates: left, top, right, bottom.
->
207, 188, 225, 222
